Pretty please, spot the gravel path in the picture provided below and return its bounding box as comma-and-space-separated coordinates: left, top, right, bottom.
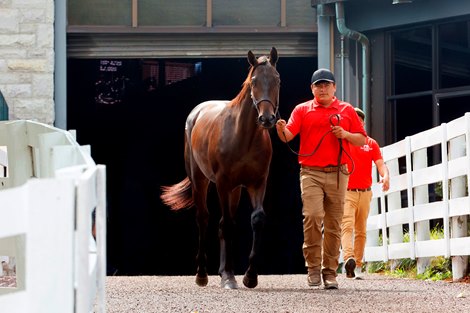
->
103, 274, 470, 313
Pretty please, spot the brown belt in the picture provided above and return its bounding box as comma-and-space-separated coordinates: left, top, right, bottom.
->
347, 187, 371, 192
301, 165, 346, 173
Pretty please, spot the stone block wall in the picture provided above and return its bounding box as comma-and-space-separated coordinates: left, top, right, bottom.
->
0, 0, 55, 125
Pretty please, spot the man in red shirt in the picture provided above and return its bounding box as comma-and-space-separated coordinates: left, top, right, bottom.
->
341, 107, 390, 279
276, 69, 366, 289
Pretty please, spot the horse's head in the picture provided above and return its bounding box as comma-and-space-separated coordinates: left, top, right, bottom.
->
247, 47, 280, 129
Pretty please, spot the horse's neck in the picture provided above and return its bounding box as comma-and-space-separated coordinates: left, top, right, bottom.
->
234, 94, 258, 133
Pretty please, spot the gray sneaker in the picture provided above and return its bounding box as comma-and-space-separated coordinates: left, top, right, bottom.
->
354, 267, 363, 280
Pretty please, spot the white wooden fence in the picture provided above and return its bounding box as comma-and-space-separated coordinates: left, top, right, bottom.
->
366, 112, 470, 280
0, 120, 106, 313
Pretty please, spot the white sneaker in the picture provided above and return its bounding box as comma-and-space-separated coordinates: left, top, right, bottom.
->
354, 267, 363, 280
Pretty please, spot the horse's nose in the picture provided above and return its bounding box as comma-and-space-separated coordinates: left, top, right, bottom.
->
258, 114, 276, 128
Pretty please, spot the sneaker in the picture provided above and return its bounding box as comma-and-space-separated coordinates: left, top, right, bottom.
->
345, 258, 356, 278
354, 267, 363, 280
323, 274, 339, 289
307, 271, 321, 287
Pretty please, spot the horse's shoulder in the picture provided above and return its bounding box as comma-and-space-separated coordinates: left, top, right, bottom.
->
202, 100, 229, 109
192, 100, 229, 119
186, 100, 229, 129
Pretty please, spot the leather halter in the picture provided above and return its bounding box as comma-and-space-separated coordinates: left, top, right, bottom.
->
251, 95, 279, 117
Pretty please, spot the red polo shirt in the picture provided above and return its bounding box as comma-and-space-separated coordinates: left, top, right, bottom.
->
286, 97, 367, 168
347, 137, 383, 189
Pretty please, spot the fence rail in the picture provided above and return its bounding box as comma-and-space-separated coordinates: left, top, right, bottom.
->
366, 112, 470, 279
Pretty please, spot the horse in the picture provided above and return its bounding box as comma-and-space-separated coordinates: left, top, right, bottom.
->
160, 47, 280, 289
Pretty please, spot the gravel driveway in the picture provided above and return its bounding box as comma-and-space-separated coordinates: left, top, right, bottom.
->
103, 273, 470, 313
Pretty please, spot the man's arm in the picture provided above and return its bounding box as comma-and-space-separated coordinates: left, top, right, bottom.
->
375, 159, 390, 192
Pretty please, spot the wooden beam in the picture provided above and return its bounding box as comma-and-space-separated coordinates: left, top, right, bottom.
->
132, 0, 138, 27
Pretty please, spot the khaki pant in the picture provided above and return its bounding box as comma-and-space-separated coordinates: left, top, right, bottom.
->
341, 190, 372, 268
300, 167, 348, 276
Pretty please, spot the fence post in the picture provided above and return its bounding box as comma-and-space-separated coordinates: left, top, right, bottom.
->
405, 137, 416, 262
367, 166, 380, 256
387, 159, 403, 270
95, 165, 107, 313
413, 148, 431, 274
449, 135, 468, 280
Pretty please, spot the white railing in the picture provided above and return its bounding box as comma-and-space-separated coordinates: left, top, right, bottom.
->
366, 112, 470, 279
0, 120, 106, 313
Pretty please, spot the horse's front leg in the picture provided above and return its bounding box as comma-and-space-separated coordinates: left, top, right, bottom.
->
217, 187, 241, 289
243, 186, 267, 288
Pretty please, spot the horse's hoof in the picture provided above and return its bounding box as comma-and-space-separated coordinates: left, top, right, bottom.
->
221, 278, 238, 289
243, 274, 258, 288
195, 274, 208, 287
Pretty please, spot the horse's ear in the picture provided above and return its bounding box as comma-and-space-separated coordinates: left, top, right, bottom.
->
247, 50, 257, 66
269, 47, 278, 66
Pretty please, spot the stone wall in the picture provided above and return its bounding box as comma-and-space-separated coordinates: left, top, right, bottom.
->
0, 0, 55, 125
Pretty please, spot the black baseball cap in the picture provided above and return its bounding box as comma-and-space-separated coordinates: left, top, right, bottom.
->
311, 68, 336, 85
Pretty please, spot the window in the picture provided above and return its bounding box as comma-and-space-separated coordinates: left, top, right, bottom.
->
438, 20, 470, 88
138, 0, 206, 26
68, 0, 316, 29
388, 17, 470, 142
67, 0, 131, 26
391, 27, 432, 95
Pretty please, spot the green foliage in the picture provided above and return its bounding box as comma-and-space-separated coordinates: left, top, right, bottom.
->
403, 231, 410, 243
416, 257, 452, 281
395, 258, 416, 271
430, 223, 444, 240
391, 268, 409, 278
389, 258, 417, 279
368, 225, 452, 281
367, 261, 388, 273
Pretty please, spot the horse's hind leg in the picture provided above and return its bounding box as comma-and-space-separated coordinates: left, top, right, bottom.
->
243, 187, 267, 288
193, 176, 210, 287
218, 186, 241, 289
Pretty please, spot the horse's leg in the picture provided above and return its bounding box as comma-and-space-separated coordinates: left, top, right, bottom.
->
243, 185, 267, 288
217, 186, 241, 289
192, 173, 210, 287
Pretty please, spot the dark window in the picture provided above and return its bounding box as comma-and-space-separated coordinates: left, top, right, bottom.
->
391, 27, 432, 95
0, 90, 8, 121
439, 21, 470, 88
388, 18, 470, 144
437, 94, 470, 124
393, 95, 433, 141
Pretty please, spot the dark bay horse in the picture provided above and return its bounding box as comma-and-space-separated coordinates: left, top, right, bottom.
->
160, 47, 280, 289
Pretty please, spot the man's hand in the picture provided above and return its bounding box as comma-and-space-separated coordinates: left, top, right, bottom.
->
331, 125, 347, 139
276, 119, 286, 132
276, 119, 293, 142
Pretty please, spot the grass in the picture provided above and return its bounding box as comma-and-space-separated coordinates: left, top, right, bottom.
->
366, 224, 455, 281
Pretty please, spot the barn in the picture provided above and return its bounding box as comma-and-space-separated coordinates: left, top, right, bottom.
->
1, 0, 469, 276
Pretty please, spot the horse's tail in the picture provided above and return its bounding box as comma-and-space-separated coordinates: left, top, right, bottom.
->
160, 177, 194, 211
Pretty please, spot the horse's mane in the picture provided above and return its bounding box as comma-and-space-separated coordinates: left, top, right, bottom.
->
230, 57, 269, 107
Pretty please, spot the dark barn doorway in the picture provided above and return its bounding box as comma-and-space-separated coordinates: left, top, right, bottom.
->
67, 56, 316, 276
